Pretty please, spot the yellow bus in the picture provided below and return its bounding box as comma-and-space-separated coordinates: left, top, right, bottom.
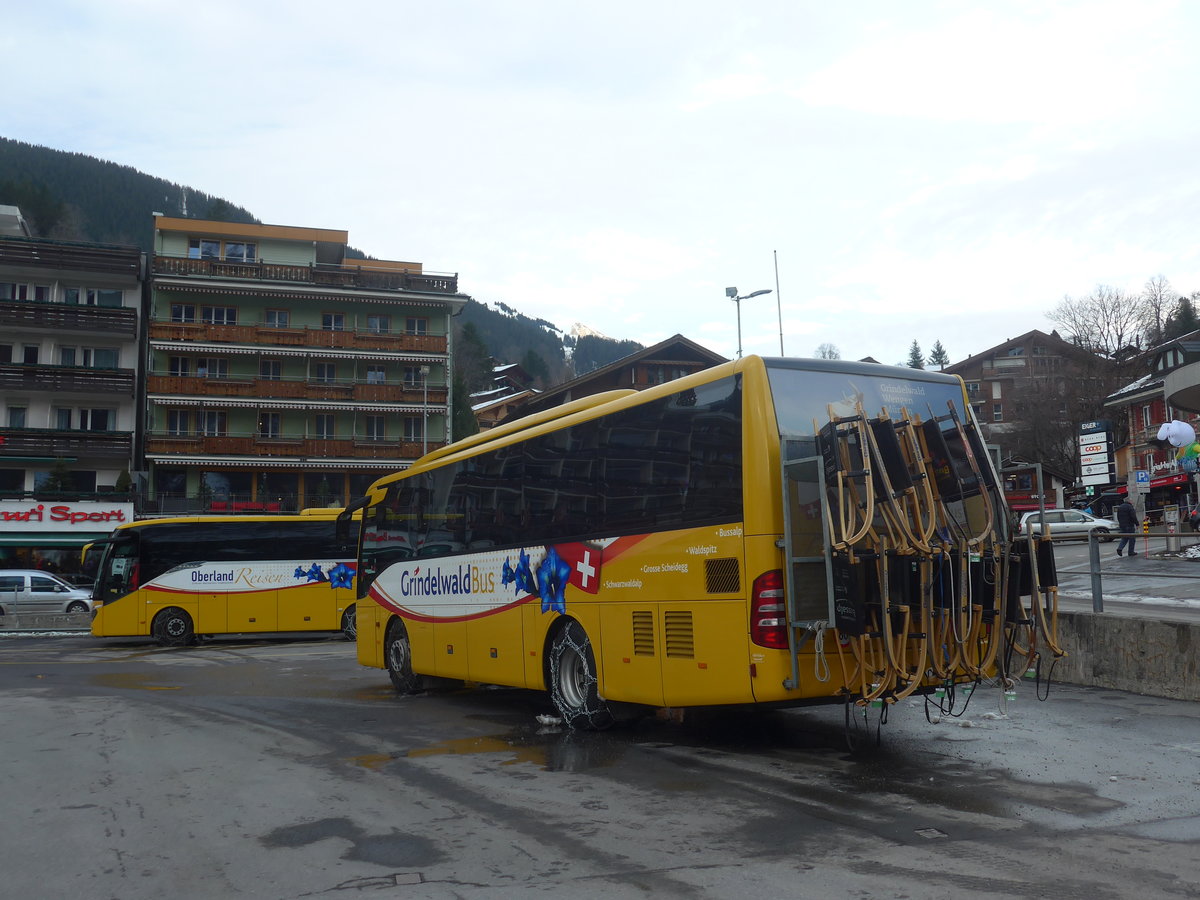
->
349, 356, 1054, 728
90, 512, 358, 646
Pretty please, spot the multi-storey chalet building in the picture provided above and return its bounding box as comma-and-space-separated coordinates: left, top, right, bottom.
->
143, 215, 467, 513
0, 206, 142, 570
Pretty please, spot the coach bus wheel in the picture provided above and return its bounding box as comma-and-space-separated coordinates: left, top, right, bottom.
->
548, 620, 614, 730
385, 618, 420, 694
340, 604, 357, 641
152, 607, 195, 647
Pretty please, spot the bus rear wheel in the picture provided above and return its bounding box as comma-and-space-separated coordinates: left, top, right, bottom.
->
548, 620, 614, 730
385, 618, 420, 694
152, 607, 195, 647
340, 604, 357, 641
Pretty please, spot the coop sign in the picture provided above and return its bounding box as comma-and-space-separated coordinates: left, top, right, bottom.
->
0, 500, 134, 533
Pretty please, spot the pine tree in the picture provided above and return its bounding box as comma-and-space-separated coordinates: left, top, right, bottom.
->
906, 340, 925, 369
927, 340, 950, 370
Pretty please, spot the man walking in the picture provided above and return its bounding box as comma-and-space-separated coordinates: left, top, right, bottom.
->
1116, 498, 1139, 557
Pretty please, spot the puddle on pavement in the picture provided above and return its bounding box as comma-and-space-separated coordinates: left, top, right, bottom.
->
351, 727, 629, 774
89, 672, 182, 691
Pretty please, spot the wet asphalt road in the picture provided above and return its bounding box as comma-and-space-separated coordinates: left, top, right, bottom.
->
2, 634, 1199, 899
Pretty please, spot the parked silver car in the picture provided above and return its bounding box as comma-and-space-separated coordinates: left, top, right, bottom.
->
0, 570, 95, 615
1018, 509, 1118, 541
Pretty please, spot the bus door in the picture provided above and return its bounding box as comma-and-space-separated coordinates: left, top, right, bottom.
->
780, 454, 837, 691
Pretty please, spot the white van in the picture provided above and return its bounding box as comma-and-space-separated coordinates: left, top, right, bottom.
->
0, 570, 95, 616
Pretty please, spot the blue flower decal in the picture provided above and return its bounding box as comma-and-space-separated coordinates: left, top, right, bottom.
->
501, 556, 516, 589
304, 563, 326, 583
328, 562, 355, 590
536, 546, 571, 614
514, 548, 538, 596
294, 566, 306, 579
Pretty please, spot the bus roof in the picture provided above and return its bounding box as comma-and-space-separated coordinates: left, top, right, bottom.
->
104, 510, 352, 533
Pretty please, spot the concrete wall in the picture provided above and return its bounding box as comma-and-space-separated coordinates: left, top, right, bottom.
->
1053, 611, 1200, 702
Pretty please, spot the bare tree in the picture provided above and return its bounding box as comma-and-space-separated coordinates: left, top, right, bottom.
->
815, 342, 841, 360
1141, 275, 1178, 348
1048, 285, 1145, 357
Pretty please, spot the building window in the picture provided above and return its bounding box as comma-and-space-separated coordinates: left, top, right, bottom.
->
322, 312, 345, 331
1142, 406, 1153, 429
403, 416, 423, 442
314, 363, 336, 384
314, 414, 335, 440
201, 411, 227, 437
966, 382, 980, 394
188, 239, 220, 259
86, 289, 123, 307
223, 242, 256, 263
258, 412, 281, 439
167, 410, 191, 436
265, 309, 290, 328
0, 345, 10, 363
80, 409, 113, 431
169, 357, 191, 377
405, 317, 429, 336
260, 359, 281, 381
366, 366, 386, 384
171, 304, 196, 323
54, 408, 72, 429
403, 366, 424, 386
201, 306, 237, 326
83, 348, 119, 369
7, 406, 27, 428
197, 358, 227, 378
22, 345, 39, 365
366, 416, 386, 441
993, 402, 1003, 422
366, 314, 391, 334
1006, 346, 1024, 356
59, 347, 77, 367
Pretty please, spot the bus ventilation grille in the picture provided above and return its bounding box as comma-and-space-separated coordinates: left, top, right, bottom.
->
632, 610, 655, 656
664, 611, 695, 659
705, 558, 740, 593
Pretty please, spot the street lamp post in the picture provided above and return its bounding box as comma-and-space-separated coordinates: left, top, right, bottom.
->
726, 287, 773, 358
420, 365, 430, 457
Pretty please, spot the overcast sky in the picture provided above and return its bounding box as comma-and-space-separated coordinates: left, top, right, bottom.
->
5, 1, 1200, 366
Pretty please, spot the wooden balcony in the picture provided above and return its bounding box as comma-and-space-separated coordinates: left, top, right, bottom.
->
146, 374, 448, 405
145, 432, 438, 460
0, 236, 142, 276
151, 255, 458, 294
0, 428, 133, 459
0, 364, 135, 395
0, 302, 138, 336
148, 321, 448, 354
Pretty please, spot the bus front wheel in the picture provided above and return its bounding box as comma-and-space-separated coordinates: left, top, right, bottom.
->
385, 618, 420, 694
548, 620, 614, 730
152, 607, 195, 647
340, 604, 357, 641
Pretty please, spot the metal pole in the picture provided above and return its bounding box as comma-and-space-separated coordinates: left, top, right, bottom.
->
420, 365, 430, 456
774, 250, 784, 356
735, 298, 742, 358
1088, 530, 1104, 612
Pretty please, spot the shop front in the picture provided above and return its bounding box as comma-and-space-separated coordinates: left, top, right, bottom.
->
0, 499, 134, 584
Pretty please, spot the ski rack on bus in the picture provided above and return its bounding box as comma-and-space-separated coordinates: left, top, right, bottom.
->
782, 397, 1067, 708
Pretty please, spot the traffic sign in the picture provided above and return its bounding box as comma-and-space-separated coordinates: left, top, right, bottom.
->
1135, 470, 1150, 484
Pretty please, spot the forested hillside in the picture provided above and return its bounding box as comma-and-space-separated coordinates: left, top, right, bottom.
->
0, 137, 256, 248
0, 137, 642, 377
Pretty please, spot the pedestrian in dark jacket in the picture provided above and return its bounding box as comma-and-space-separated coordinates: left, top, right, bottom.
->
1116, 500, 1138, 556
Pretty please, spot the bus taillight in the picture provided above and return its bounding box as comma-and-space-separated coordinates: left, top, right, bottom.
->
750, 570, 788, 649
